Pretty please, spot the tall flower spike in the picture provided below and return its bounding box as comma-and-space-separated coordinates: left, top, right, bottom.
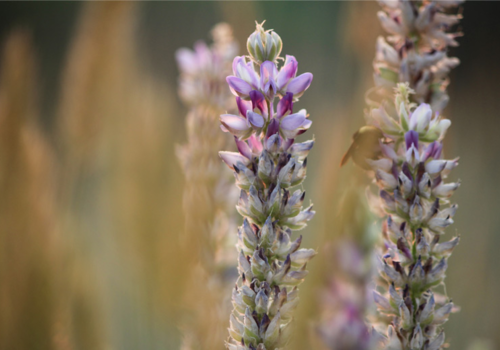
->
221, 22, 315, 350
372, 1, 463, 113
342, 3, 464, 346
359, 85, 460, 350
317, 187, 379, 350
176, 23, 240, 350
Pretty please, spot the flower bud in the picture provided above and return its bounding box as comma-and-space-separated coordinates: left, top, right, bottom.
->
263, 311, 281, 348
433, 236, 460, 256
290, 248, 316, 267
257, 150, 273, 185
289, 140, 314, 160
389, 283, 403, 308
398, 170, 414, 198
373, 291, 392, 314
229, 314, 244, 342
255, 289, 269, 314
399, 301, 413, 330
418, 292, 435, 325
418, 172, 432, 198
410, 323, 424, 349
241, 285, 256, 308
247, 22, 282, 64
427, 332, 445, 350
239, 219, 258, 254
377, 169, 398, 191
243, 307, 260, 344
409, 195, 423, 225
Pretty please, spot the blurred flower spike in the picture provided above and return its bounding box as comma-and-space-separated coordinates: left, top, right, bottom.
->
176, 23, 238, 107
373, 0, 463, 113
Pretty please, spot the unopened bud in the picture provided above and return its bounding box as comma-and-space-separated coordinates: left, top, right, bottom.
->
247, 21, 283, 64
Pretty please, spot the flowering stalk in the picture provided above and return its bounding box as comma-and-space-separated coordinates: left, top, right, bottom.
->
372, 0, 463, 113
367, 84, 460, 350
176, 23, 238, 270
220, 22, 316, 350
318, 187, 378, 350
342, 2, 464, 349
176, 24, 239, 349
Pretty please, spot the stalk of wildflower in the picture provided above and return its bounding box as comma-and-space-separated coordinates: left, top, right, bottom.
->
364, 84, 460, 350
372, 0, 463, 113
176, 23, 239, 269
176, 24, 240, 350
220, 22, 316, 350
318, 186, 379, 350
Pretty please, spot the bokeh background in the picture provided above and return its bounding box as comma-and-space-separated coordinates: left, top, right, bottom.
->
0, 1, 498, 349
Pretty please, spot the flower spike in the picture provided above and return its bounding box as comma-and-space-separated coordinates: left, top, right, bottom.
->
221, 22, 315, 350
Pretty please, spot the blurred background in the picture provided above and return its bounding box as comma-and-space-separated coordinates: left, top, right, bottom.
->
0, 1, 498, 349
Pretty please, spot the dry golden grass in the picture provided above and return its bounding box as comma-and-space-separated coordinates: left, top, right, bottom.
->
0, 29, 71, 350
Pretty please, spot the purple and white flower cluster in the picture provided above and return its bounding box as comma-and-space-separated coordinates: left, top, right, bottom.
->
176, 23, 238, 108
220, 23, 316, 350
227, 55, 313, 102
220, 54, 312, 151
373, 0, 463, 113
364, 84, 460, 350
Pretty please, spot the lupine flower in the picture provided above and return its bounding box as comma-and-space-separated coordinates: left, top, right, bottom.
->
176, 23, 240, 350
361, 84, 460, 350
221, 22, 316, 350
372, 1, 463, 113
227, 23, 312, 103
176, 23, 238, 108
317, 188, 379, 350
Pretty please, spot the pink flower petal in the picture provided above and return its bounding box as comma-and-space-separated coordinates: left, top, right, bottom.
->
219, 151, 250, 170
234, 137, 253, 159
236, 97, 252, 118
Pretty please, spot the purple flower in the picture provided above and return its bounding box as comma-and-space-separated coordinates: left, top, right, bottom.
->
249, 90, 268, 119
280, 109, 312, 139
220, 114, 252, 139
286, 73, 313, 99
422, 141, 442, 161
277, 92, 293, 118
277, 55, 298, 90
176, 41, 211, 75
227, 56, 260, 99
266, 118, 280, 139
219, 151, 251, 170
232, 56, 259, 88
175, 48, 198, 75
236, 97, 252, 117
227, 76, 253, 99
405, 130, 419, 150
409, 103, 432, 133
247, 134, 263, 154
260, 61, 278, 97
405, 130, 420, 166
234, 136, 253, 159
265, 118, 281, 151
247, 111, 265, 130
